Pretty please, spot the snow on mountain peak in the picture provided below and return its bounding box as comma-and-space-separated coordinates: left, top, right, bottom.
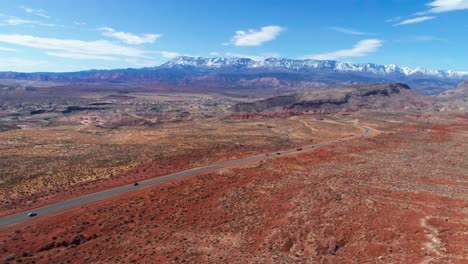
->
161, 56, 468, 79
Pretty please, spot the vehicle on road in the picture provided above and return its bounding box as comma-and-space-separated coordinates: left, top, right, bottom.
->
0, 126, 372, 228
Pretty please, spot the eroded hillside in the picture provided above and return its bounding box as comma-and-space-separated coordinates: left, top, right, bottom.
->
233, 83, 434, 113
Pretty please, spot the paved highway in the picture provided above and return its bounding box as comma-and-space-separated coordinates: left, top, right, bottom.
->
0, 126, 372, 228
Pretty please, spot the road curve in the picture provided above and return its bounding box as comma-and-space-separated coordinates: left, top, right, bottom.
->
0, 126, 372, 228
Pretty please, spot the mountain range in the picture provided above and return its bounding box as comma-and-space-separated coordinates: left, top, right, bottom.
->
162, 57, 468, 79
1, 56, 467, 95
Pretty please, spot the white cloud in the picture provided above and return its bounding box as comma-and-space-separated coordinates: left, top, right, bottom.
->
225, 52, 280, 61
157, 51, 200, 59
0, 57, 50, 72
330, 27, 374, 35
0, 34, 149, 59
229, 25, 285, 46
2, 16, 58, 27
99, 27, 161, 45
302, 39, 383, 60
46, 52, 118, 61
159, 51, 180, 59
391, 1, 468, 26
0, 46, 16, 52
209, 51, 220, 56
394, 16, 435, 26
19, 6, 50, 19
426, 0, 468, 13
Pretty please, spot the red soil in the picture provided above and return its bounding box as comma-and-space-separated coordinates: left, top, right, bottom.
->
0, 144, 266, 217
1, 119, 467, 263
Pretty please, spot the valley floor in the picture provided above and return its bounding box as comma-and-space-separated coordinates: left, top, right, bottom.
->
0, 115, 357, 216
0, 112, 467, 263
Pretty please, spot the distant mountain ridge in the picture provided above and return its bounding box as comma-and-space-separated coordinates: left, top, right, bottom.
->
231, 83, 434, 113
162, 57, 468, 79
0, 56, 466, 95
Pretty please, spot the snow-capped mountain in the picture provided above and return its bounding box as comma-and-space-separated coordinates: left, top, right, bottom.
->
162, 56, 468, 79
0, 56, 466, 95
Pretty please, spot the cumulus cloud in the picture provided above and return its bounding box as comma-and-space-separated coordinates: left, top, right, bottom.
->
330, 27, 374, 35
19, 6, 50, 19
225, 52, 280, 61
394, 16, 435, 26
229, 25, 285, 46
302, 39, 383, 60
0, 34, 149, 60
99, 27, 161, 45
426, 0, 468, 13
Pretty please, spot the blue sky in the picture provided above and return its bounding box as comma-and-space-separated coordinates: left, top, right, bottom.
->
0, 0, 467, 72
